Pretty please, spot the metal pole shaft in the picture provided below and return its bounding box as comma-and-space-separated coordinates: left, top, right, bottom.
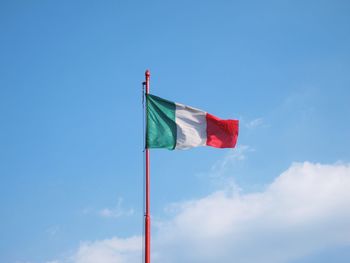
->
144, 69, 150, 263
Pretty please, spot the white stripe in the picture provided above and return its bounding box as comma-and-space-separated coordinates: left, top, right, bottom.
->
175, 103, 207, 150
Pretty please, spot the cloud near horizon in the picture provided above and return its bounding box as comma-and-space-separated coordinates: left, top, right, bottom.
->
53, 162, 350, 263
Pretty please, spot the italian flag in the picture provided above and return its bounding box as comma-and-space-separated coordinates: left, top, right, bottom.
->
146, 94, 239, 150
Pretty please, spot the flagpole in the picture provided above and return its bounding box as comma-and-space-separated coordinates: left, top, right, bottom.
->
144, 69, 151, 263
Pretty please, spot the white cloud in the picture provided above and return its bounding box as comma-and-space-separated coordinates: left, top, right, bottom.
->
98, 198, 134, 219
70, 236, 142, 263
245, 117, 264, 129
46, 225, 60, 238
51, 162, 350, 263
211, 145, 254, 171
155, 162, 350, 263
208, 145, 254, 189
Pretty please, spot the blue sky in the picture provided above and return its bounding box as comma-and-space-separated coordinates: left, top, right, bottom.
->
1, 1, 350, 262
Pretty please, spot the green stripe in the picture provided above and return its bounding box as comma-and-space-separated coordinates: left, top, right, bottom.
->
146, 94, 176, 150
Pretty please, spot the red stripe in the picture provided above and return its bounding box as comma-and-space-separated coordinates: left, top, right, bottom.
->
206, 113, 239, 148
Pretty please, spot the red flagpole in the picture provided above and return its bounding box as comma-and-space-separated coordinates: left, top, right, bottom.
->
144, 69, 151, 263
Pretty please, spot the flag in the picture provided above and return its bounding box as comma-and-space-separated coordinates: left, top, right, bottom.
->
146, 94, 239, 150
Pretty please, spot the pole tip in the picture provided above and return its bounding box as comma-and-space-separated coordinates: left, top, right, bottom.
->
145, 69, 150, 77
